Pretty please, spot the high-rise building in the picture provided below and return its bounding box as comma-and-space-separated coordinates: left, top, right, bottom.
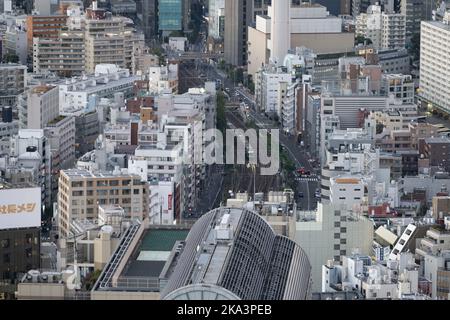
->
400, 0, 423, 41
161, 207, 312, 300
419, 15, 450, 115
158, 0, 183, 34
141, 0, 158, 40
224, 0, 254, 66
208, 0, 225, 39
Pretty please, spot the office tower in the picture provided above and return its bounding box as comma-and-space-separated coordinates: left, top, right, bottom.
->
314, 0, 341, 15
141, 0, 158, 40
419, 15, 450, 115
401, 0, 424, 40
158, 0, 183, 35
161, 207, 312, 300
224, 0, 254, 66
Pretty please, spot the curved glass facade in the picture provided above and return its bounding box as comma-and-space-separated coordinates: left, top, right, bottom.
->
161, 207, 312, 300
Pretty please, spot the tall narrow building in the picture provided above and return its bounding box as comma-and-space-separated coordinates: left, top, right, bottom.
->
224, 0, 254, 66
269, 1, 290, 65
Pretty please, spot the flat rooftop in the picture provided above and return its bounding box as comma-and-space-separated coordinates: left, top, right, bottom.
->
32, 85, 56, 95
123, 229, 189, 278
93, 224, 191, 293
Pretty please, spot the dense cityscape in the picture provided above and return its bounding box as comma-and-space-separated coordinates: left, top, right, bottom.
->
0, 0, 450, 303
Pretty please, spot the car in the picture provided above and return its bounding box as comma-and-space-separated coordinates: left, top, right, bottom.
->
298, 192, 304, 198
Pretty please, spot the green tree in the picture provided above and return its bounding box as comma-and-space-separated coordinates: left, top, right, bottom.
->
216, 92, 227, 134
169, 30, 185, 38
355, 35, 373, 46
376, 123, 385, 134
3, 53, 19, 63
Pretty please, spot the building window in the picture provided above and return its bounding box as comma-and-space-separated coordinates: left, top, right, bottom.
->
133, 189, 140, 195
1, 239, 10, 248
3, 253, 11, 263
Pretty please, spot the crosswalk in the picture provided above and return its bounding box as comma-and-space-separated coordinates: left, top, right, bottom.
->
295, 176, 320, 182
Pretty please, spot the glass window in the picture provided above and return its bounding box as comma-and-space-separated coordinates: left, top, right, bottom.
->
1, 239, 10, 248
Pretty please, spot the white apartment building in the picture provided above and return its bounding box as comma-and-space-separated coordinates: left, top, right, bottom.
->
330, 176, 366, 213
3, 24, 28, 65
58, 64, 139, 113
168, 37, 187, 52
356, 4, 406, 50
208, 0, 225, 39
255, 66, 292, 115
148, 64, 179, 94
26, 85, 60, 129
419, 15, 450, 115
322, 253, 422, 299
7, 129, 51, 207
382, 74, 414, 105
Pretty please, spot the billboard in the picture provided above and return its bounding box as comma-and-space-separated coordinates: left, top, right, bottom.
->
0, 188, 41, 230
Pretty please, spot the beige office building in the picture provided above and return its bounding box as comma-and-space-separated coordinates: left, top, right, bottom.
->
248, 3, 355, 77
33, 30, 85, 77
58, 169, 149, 238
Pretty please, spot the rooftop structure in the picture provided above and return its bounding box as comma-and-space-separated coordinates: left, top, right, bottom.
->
161, 207, 312, 300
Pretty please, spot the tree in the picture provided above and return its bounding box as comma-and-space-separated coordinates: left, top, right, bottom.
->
3, 53, 19, 63
169, 30, 184, 38
376, 123, 385, 134
355, 35, 373, 46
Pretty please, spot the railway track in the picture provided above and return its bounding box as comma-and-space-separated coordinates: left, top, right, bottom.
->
223, 109, 283, 199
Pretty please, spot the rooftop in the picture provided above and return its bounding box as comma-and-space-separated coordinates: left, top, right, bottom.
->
31, 85, 56, 95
